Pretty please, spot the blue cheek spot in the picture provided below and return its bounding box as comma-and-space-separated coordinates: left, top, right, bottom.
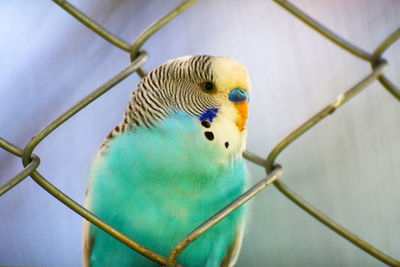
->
199, 108, 219, 122
229, 88, 248, 103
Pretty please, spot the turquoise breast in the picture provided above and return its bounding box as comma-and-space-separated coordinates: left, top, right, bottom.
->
87, 111, 247, 267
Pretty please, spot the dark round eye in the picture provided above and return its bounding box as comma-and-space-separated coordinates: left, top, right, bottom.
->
203, 82, 214, 92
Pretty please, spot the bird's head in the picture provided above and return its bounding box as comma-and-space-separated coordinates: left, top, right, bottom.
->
102, 55, 250, 159
147, 55, 250, 132
197, 56, 250, 133
124, 55, 251, 157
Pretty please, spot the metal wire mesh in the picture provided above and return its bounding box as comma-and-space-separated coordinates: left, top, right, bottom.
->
1, 0, 399, 266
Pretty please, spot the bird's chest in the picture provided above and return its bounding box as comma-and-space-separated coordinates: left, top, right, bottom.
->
89, 112, 247, 265
107, 111, 247, 211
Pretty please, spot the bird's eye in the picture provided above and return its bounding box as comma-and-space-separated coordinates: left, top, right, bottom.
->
202, 82, 214, 93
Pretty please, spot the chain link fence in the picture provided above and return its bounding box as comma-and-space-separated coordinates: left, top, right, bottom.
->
1, 0, 399, 266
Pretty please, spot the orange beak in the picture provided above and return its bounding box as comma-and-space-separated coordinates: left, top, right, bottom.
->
235, 102, 248, 131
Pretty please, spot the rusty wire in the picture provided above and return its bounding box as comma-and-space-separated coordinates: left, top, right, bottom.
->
0, 0, 399, 266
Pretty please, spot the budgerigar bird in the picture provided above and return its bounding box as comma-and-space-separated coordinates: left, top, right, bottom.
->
84, 55, 251, 267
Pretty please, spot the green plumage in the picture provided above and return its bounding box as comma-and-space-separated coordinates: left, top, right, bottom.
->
86, 112, 247, 266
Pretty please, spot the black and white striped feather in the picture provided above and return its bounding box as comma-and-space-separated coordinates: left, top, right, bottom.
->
101, 55, 218, 151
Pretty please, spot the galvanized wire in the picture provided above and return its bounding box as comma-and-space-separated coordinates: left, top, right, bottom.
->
0, 138, 40, 196
0, 0, 399, 266
166, 165, 283, 267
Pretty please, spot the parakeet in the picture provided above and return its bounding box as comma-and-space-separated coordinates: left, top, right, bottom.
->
84, 55, 250, 267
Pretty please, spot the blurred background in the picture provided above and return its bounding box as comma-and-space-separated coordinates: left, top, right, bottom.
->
0, 0, 399, 266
